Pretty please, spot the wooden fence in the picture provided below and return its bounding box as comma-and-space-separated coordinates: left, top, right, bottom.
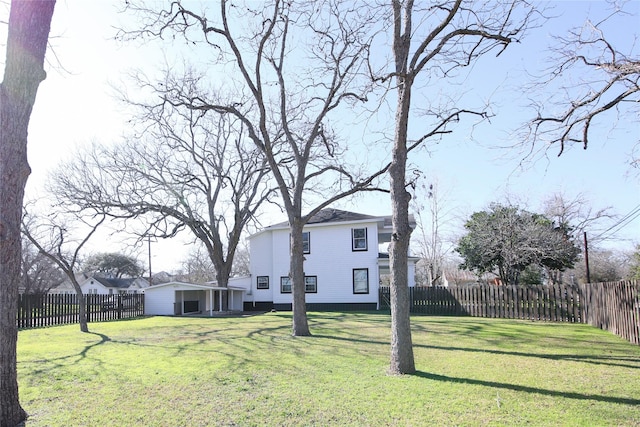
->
379, 280, 640, 345
17, 293, 145, 329
580, 281, 640, 345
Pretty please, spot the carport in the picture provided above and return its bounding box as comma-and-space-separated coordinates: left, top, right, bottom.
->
144, 282, 245, 316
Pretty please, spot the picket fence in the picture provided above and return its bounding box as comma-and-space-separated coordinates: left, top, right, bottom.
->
17, 293, 145, 329
379, 280, 640, 345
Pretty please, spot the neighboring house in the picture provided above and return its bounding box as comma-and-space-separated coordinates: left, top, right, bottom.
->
82, 276, 149, 294
49, 275, 150, 295
243, 208, 418, 311
48, 273, 88, 295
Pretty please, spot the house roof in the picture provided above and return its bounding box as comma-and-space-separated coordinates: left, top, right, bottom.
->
93, 277, 140, 289
266, 208, 383, 229
144, 281, 246, 292
250, 208, 415, 239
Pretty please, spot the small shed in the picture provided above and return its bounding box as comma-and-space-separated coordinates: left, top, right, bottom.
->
143, 282, 245, 316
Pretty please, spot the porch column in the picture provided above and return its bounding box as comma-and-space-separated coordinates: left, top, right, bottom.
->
209, 289, 213, 316
218, 290, 222, 312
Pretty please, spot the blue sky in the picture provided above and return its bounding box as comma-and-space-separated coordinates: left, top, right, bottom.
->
13, 0, 640, 270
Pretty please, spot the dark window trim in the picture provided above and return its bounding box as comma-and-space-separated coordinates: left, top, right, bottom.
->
304, 275, 317, 293
302, 231, 311, 254
280, 276, 291, 294
352, 227, 368, 252
289, 232, 311, 255
280, 275, 317, 293
353, 268, 369, 294
256, 276, 269, 290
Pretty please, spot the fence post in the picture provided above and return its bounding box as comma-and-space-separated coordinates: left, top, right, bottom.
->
86, 294, 91, 323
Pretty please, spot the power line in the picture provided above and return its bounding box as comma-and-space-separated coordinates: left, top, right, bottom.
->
592, 203, 640, 240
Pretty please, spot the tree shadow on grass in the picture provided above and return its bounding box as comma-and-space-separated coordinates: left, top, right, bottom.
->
79, 332, 111, 358
22, 331, 113, 378
413, 370, 640, 406
312, 331, 640, 371
417, 342, 640, 370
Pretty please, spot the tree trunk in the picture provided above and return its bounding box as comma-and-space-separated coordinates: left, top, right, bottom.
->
213, 255, 232, 311
0, 1, 55, 424
388, 5, 416, 373
71, 281, 88, 333
78, 293, 89, 333
289, 219, 310, 336
388, 76, 416, 374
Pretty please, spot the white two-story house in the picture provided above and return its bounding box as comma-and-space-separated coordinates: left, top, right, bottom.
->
244, 208, 418, 311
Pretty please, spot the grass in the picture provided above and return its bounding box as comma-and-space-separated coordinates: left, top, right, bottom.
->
18, 312, 640, 426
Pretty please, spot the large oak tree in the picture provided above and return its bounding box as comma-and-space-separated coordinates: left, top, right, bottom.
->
53, 76, 276, 307
121, 0, 386, 336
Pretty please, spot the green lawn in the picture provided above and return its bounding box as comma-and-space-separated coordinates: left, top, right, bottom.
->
18, 312, 640, 426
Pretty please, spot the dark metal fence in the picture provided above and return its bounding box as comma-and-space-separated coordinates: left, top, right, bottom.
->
379, 280, 640, 345
17, 293, 145, 329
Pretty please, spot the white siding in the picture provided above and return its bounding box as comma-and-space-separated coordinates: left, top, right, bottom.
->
145, 282, 246, 315
247, 213, 418, 306
79, 278, 110, 295
228, 290, 244, 311
144, 286, 176, 315
249, 220, 383, 305
297, 221, 380, 304
228, 277, 250, 311
271, 228, 292, 304
248, 231, 274, 303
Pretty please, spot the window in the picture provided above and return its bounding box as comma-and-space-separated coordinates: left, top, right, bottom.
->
289, 232, 311, 254
302, 232, 310, 254
352, 228, 367, 251
353, 268, 369, 294
304, 276, 317, 293
257, 276, 269, 290
280, 277, 291, 293
280, 276, 317, 293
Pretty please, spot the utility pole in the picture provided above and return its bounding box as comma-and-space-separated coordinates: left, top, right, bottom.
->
583, 231, 591, 283
148, 236, 152, 286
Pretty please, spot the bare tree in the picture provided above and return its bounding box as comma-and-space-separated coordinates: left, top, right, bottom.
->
120, 0, 386, 336
52, 77, 275, 309
568, 247, 628, 284
380, 0, 536, 374
231, 242, 251, 278
20, 237, 66, 295
527, 4, 639, 164
177, 244, 217, 284
412, 178, 457, 286
542, 192, 613, 240
0, 1, 55, 423
22, 207, 106, 333
628, 245, 640, 280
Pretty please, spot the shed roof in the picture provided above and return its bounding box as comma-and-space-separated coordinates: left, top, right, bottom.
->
143, 281, 246, 292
